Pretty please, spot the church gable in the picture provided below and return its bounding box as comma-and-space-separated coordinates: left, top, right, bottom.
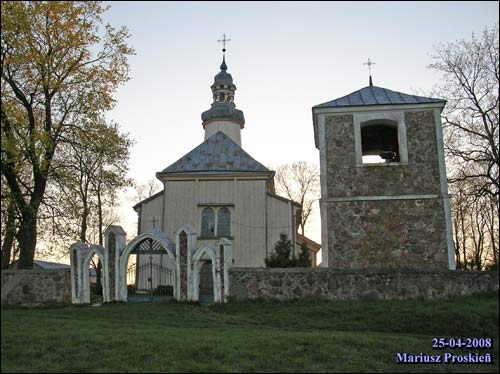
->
160, 131, 271, 175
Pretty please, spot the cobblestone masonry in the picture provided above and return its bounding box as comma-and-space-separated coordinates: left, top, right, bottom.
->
324, 111, 441, 198
180, 231, 188, 299
324, 110, 449, 269
329, 199, 449, 269
1, 269, 71, 307
229, 268, 499, 301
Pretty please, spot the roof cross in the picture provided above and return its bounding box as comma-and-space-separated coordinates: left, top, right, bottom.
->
363, 58, 376, 74
218, 33, 231, 53
149, 216, 158, 229
363, 58, 376, 86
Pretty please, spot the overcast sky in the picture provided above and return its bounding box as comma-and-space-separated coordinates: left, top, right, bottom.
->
100, 1, 499, 245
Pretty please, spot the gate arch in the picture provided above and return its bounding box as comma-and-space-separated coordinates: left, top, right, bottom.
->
118, 229, 177, 301
82, 245, 107, 304
192, 244, 220, 303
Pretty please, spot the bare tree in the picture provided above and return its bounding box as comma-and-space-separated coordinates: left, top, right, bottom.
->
429, 23, 499, 271
274, 161, 320, 237
134, 179, 162, 202
429, 23, 499, 199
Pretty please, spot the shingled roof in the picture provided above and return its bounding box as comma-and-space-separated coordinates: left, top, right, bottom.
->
160, 131, 271, 174
313, 85, 446, 108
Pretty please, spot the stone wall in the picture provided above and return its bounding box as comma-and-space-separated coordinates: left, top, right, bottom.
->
1, 269, 71, 307
329, 198, 449, 269
229, 268, 499, 301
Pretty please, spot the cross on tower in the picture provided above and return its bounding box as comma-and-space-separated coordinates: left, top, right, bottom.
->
150, 216, 158, 229
218, 33, 231, 53
363, 58, 376, 86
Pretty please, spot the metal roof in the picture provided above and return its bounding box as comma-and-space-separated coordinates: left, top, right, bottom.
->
313, 85, 446, 108
34, 260, 70, 269
161, 131, 271, 174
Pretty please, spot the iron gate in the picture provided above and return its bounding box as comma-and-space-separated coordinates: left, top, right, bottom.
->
127, 238, 175, 302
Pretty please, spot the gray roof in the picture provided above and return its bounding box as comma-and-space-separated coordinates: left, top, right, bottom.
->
161, 131, 271, 174
314, 85, 446, 108
34, 260, 70, 269
202, 102, 245, 125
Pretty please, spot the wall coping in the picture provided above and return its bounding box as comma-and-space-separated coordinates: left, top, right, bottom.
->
2, 268, 70, 275
230, 267, 499, 276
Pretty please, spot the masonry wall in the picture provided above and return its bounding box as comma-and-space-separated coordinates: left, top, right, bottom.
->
323, 110, 449, 269
329, 199, 449, 269
1, 269, 71, 307
229, 268, 499, 301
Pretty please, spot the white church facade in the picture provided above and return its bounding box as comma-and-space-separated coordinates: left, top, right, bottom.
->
126, 54, 318, 301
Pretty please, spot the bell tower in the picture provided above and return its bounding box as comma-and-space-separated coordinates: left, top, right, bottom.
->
312, 80, 456, 271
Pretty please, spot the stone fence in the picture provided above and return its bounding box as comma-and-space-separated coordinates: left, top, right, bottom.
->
1, 269, 71, 307
229, 268, 499, 301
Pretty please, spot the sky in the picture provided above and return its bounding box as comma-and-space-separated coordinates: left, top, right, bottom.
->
99, 1, 499, 250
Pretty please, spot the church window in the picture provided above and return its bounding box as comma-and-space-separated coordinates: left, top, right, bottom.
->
361, 121, 400, 163
217, 207, 231, 237
201, 208, 215, 237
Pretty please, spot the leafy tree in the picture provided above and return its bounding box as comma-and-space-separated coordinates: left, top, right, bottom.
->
297, 243, 312, 267
1, 1, 134, 268
1, 178, 18, 268
265, 233, 296, 268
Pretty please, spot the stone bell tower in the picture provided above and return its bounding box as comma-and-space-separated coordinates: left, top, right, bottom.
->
312, 78, 456, 270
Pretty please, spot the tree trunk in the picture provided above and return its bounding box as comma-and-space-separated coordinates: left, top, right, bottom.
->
1, 200, 17, 269
80, 200, 88, 243
16, 207, 38, 269
97, 181, 103, 246
95, 260, 103, 295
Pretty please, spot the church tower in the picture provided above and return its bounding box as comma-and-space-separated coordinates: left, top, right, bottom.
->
201, 38, 245, 145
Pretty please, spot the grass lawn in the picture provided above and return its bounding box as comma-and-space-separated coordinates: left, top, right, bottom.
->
1, 293, 498, 373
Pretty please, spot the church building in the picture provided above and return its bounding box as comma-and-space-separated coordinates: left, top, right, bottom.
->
131, 51, 318, 299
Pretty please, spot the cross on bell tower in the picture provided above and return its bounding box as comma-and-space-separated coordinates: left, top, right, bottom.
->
363, 58, 376, 86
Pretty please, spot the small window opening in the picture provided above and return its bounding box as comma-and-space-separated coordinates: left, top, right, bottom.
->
361, 124, 400, 163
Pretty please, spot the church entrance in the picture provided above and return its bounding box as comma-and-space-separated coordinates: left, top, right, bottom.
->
126, 238, 175, 302
198, 261, 214, 304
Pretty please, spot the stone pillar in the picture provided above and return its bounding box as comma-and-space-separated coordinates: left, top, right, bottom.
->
70, 242, 87, 304
175, 224, 197, 301
104, 225, 127, 302
216, 238, 233, 302
179, 231, 188, 299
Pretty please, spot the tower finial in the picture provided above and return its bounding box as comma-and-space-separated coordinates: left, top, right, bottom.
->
363, 58, 376, 86
217, 33, 231, 71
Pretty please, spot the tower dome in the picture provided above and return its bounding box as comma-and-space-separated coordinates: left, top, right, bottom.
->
201, 53, 245, 145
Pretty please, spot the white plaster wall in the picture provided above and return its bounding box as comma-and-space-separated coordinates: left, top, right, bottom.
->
140, 194, 163, 233
266, 195, 295, 258
204, 120, 242, 145
159, 178, 267, 268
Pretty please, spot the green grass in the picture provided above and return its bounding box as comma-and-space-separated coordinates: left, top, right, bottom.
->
1, 293, 498, 372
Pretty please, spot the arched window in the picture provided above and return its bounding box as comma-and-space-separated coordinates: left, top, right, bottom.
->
217, 207, 231, 237
201, 208, 215, 237
361, 121, 400, 163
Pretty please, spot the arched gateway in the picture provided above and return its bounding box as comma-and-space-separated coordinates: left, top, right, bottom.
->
70, 225, 232, 304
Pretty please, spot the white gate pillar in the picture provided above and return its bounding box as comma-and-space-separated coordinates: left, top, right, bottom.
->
104, 225, 127, 302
